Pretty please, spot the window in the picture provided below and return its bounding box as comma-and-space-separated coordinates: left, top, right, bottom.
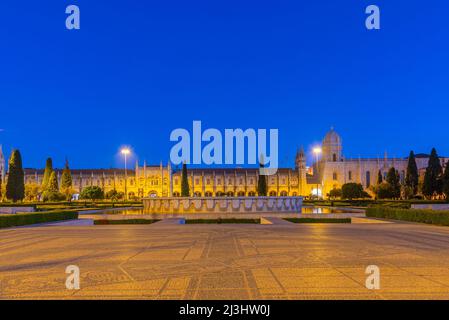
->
195, 179, 200, 185
348, 171, 352, 181
239, 178, 243, 185
333, 172, 338, 180
206, 179, 210, 185
333, 154, 337, 162
217, 179, 221, 185
280, 191, 288, 196
174, 178, 179, 185
366, 171, 371, 187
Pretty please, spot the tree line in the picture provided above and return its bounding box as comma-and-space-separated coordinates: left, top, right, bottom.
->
329, 149, 449, 200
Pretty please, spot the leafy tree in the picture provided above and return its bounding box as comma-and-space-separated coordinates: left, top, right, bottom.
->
405, 151, 419, 196
42, 158, 53, 191
25, 183, 40, 201
328, 188, 342, 199
376, 182, 394, 199
181, 163, 190, 197
42, 171, 65, 202
443, 161, 449, 199
105, 189, 124, 201
422, 148, 443, 199
386, 167, 401, 199
5, 150, 25, 202
341, 183, 364, 200
80, 186, 104, 200
377, 170, 383, 185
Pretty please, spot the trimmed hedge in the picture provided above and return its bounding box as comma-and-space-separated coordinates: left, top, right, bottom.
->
366, 207, 449, 226
0, 211, 79, 228
285, 218, 351, 224
94, 219, 159, 225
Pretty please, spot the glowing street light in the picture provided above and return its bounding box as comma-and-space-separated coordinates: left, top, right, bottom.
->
121, 148, 131, 200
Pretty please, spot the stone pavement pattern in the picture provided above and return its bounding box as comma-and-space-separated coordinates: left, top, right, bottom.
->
1, 221, 449, 299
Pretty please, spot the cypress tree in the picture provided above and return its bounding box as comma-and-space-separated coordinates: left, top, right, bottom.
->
60, 159, 73, 190
257, 163, 268, 196
405, 151, 419, 196
377, 170, 383, 185
181, 163, 190, 197
42, 158, 53, 190
47, 171, 59, 193
443, 161, 449, 200
422, 148, 443, 198
5, 149, 25, 202
386, 167, 401, 199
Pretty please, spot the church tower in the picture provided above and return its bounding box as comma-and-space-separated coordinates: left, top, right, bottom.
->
295, 146, 307, 196
295, 146, 306, 171
0, 145, 5, 183
322, 127, 343, 162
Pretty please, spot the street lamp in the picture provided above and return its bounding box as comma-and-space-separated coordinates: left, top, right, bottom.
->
313, 147, 322, 199
121, 148, 131, 200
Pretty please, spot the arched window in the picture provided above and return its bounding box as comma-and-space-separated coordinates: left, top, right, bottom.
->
226, 191, 234, 197
205, 191, 213, 197
237, 191, 245, 197
333, 154, 337, 162
248, 191, 256, 196
216, 191, 224, 197
269, 191, 277, 196
280, 191, 288, 196
194, 192, 202, 197
173, 192, 180, 197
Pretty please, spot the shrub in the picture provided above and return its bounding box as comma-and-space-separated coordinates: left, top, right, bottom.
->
366, 207, 449, 226
342, 183, 366, 200
0, 211, 78, 228
80, 186, 104, 200
42, 191, 66, 202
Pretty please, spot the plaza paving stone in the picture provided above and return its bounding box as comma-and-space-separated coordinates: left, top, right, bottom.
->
1, 221, 449, 299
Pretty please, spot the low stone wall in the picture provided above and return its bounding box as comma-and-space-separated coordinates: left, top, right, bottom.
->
411, 204, 449, 211
143, 197, 303, 214
0, 207, 35, 214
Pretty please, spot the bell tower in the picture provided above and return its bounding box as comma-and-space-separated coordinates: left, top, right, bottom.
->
0, 145, 5, 184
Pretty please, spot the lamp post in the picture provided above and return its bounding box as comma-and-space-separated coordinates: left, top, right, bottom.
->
313, 147, 322, 199
121, 148, 130, 201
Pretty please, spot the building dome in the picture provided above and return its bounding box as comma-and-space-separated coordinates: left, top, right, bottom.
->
322, 127, 343, 162
323, 128, 342, 146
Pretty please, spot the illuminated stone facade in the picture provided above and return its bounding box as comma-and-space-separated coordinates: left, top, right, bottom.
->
19, 129, 449, 199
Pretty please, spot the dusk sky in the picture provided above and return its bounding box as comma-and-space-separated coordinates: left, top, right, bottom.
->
1, 1, 448, 169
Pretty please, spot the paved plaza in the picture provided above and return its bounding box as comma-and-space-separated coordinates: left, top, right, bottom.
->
1, 219, 449, 299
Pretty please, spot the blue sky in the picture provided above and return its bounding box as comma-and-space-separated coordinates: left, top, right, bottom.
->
0, 1, 448, 169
